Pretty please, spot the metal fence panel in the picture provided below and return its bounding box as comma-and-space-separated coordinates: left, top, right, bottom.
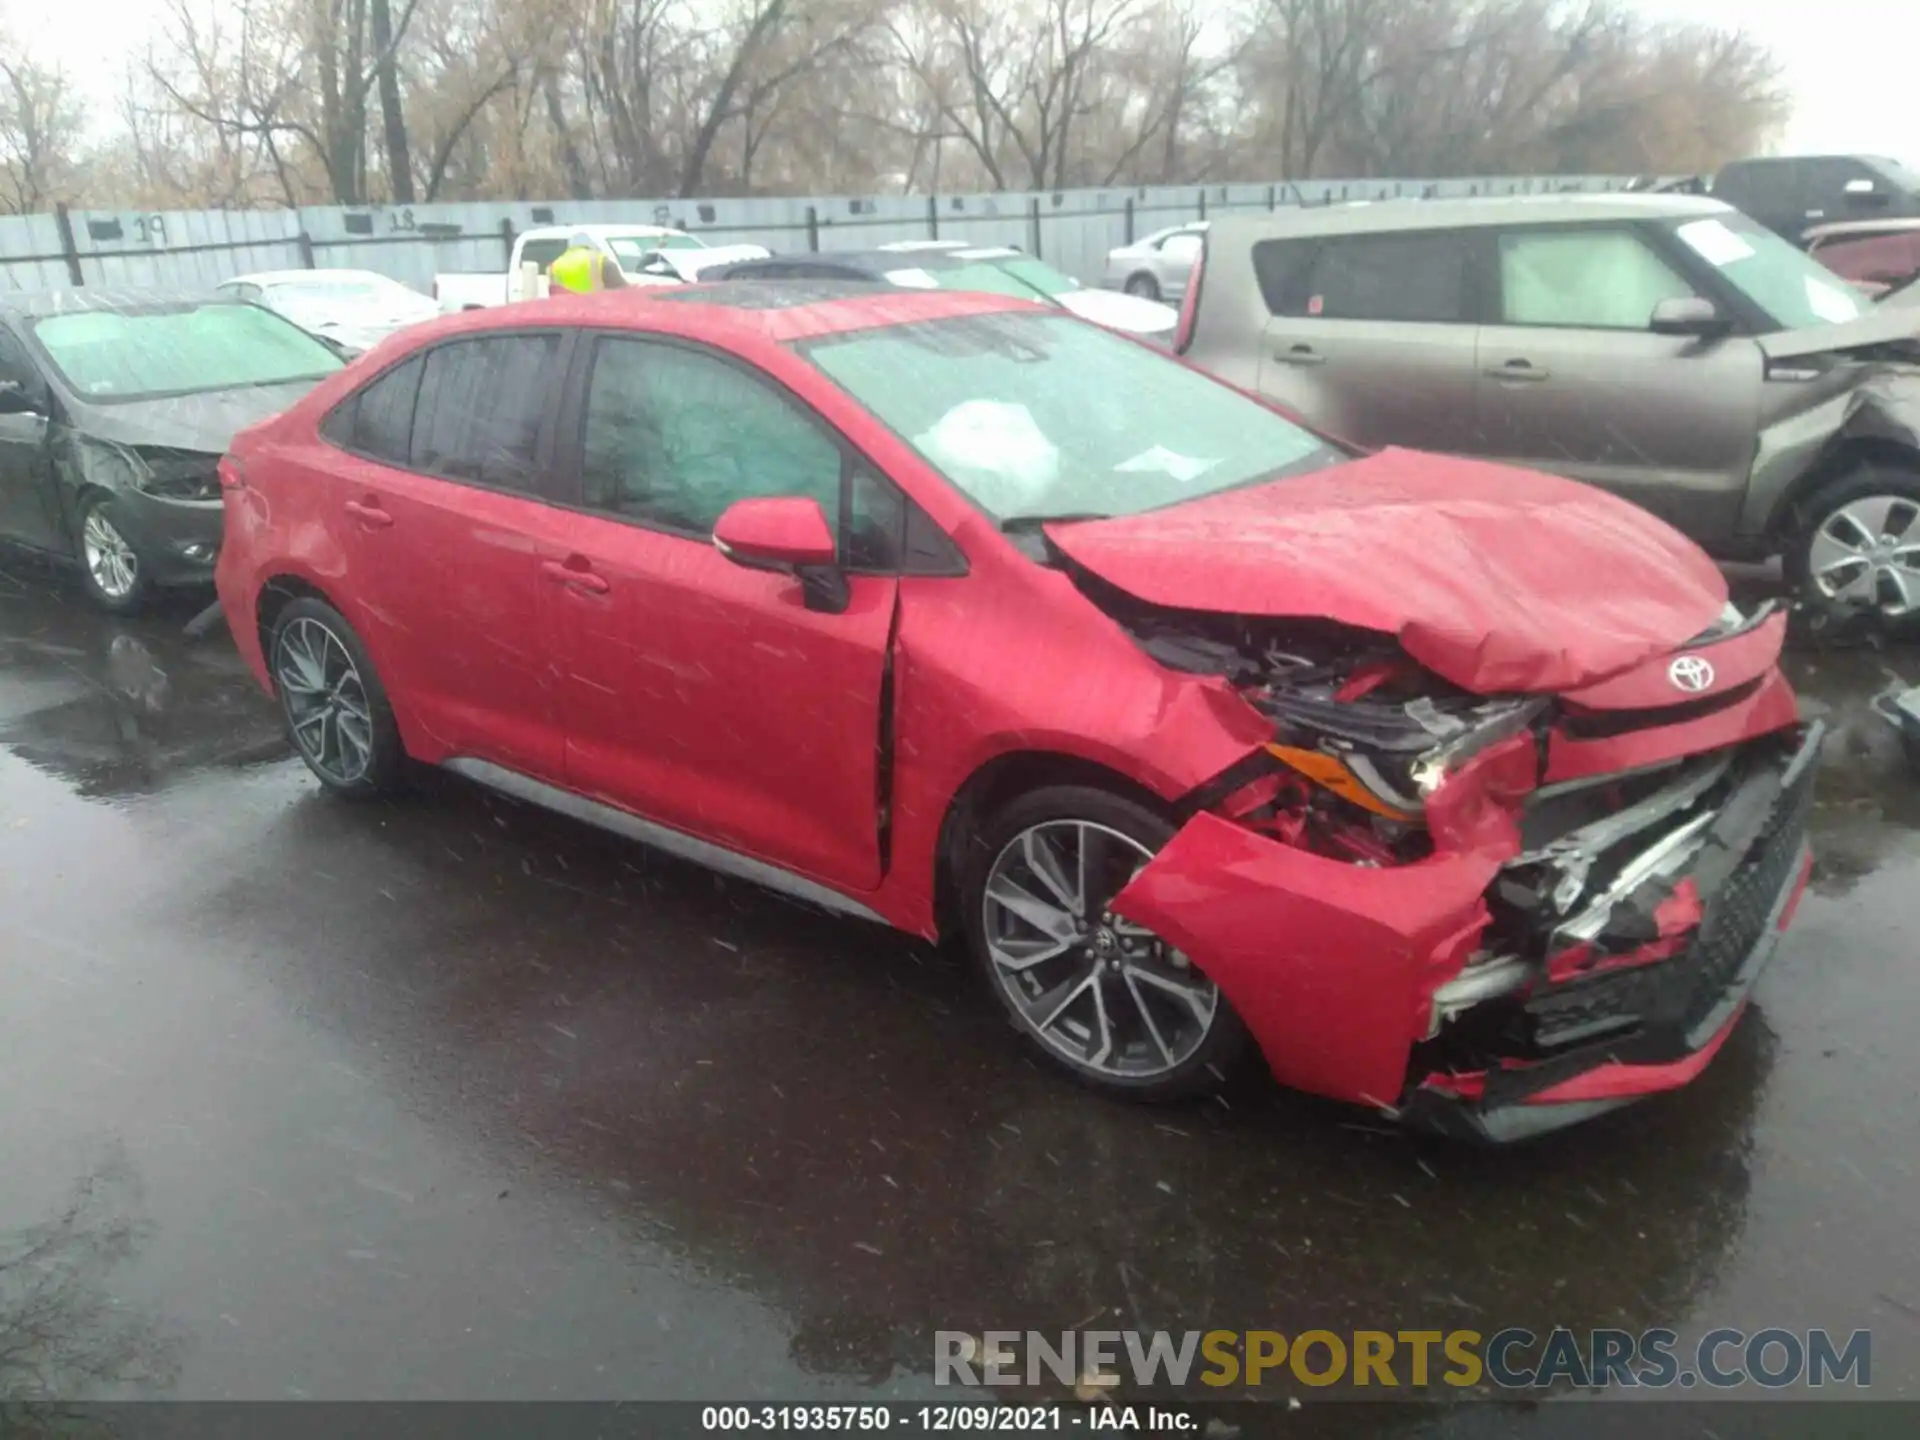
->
69, 208, 303, 290
2, 173, 1672, 296
0, 212, 74, 290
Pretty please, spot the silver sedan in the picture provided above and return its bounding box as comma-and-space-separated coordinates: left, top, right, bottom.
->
1102, 223, 1208, 302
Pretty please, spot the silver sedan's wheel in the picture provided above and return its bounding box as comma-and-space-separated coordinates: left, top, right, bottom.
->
275, 616, 376, 786
1123, 273, 1161, 301
82, 507, 140, 600
1806, 493, 1920, 616
982, 819, 1220, 1083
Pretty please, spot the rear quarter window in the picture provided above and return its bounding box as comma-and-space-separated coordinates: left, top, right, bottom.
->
322, 356, 424, 463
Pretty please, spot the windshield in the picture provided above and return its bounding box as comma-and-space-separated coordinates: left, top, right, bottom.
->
800, 311, 1339, 524
880, 262, 1040, 301
989, 257, 1079, 297
609, 234, 704, 266
1669, 214, 1871, 329
30, 302, 344, 403
1869, 156, 1920, 191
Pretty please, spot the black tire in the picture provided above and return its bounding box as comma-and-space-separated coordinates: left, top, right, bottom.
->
1123, 272, 1162, 301
959, 783, 1251, 1101
268, 597, 409, 798
74, 495, 154, 615
1784, 463, 1920, 635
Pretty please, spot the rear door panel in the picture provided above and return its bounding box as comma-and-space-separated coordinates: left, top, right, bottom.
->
329, 332, 573, 781
1253, 230, 1483, 454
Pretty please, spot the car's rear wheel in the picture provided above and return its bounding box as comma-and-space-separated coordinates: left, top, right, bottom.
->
1786, 464, 1920, 632
76, 496, 153, 615
1123, 273, 1161, 301
960, 785, 1249, 1100
270, 598, 407, 797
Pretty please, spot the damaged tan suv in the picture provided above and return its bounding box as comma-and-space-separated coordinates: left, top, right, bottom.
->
1180, 195, 1920, 627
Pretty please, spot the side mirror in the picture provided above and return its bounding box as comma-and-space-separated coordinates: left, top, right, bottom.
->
713, 496, 846, 613
713, 496, 837, 568
1649, 296, 1731, 339
0, 377, 47, 417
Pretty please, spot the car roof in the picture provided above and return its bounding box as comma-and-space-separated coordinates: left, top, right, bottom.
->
226, 269, 400, 287
1205, 192, 1733, 241
0, 288, 231, 321
519, 223, 694, 243
725, 248, 1024, 276
390, 283, 1042, 348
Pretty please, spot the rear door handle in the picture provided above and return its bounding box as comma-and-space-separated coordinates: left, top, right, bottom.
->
344, 498, 393, 529
1484, 359, 1550, 381
1273, 344, 1325, 366
541, 558, 610, 594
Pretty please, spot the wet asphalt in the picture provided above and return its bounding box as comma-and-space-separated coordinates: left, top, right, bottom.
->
1, 558, 1917, 1426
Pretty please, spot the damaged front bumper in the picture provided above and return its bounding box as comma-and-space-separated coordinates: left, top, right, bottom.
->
1112, 720, 1822, 1143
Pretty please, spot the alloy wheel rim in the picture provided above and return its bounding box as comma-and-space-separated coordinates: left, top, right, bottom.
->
982, 820, 1218, 1081
275, 617, 374, 784
1808, 495, 1920, 617
82, 509, 139, 600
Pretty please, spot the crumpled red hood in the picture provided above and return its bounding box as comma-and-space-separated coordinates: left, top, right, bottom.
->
1045, 448, 1728, 694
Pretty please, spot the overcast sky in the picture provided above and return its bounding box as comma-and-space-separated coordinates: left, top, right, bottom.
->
9, 0, 1913, 173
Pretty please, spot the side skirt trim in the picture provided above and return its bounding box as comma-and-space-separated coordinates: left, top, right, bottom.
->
442, 757, 892, 927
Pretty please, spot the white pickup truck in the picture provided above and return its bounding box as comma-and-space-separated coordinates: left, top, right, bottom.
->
432, 224, 766, 310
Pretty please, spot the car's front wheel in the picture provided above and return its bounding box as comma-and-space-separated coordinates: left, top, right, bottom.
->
1123, 273, 1162, 301
961, 785, 1250, 1100
76, 496, 153, 614
270, 598, 408, 797
1786, 464, 1920, 632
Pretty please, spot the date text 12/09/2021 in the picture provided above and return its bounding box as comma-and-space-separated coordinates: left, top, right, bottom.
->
701, 1407, 1191, 1432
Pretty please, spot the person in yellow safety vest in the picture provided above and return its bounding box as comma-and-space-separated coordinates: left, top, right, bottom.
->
548, 233, 631, 295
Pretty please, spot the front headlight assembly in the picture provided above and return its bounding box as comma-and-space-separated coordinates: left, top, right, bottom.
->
78, 438, 222, 501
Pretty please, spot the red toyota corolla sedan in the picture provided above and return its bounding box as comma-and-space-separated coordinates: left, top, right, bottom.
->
215, 283, 1817, 1142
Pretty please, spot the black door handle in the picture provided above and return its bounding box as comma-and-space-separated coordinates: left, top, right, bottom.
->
1274, 344, 1326, 367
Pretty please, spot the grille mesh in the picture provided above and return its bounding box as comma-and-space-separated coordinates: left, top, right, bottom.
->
1526, 755, 1812, 1051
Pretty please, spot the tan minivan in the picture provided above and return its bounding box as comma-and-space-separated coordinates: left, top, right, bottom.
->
1180, 195, 1920, 626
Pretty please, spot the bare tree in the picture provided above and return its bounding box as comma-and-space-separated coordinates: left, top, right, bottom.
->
371, 0, 417, 200
78, 0, 1788, 208
0, 52, 86, 212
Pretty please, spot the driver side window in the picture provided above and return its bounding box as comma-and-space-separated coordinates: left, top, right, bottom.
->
580, 338, 842, 538
0, 328, 38, 389
1498, 228, 1698, 330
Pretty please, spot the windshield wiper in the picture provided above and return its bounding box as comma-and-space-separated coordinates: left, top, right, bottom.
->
1001, 512, 1109, 532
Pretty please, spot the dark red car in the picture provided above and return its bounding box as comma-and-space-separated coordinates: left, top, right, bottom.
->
215, 284, 1816, 1142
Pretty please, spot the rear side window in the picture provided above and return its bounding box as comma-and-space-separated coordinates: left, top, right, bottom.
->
321, 356, 423, 463
1286, 232, 1473, 323
0, 326, 38, 390
1251, 239, 1315, 314
1716, 160, 1800, 214
412, 335, 559, 491
518, 239, 570, 275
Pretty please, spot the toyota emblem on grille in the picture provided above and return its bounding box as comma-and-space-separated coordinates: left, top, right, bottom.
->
1669, 655, 1716, 693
